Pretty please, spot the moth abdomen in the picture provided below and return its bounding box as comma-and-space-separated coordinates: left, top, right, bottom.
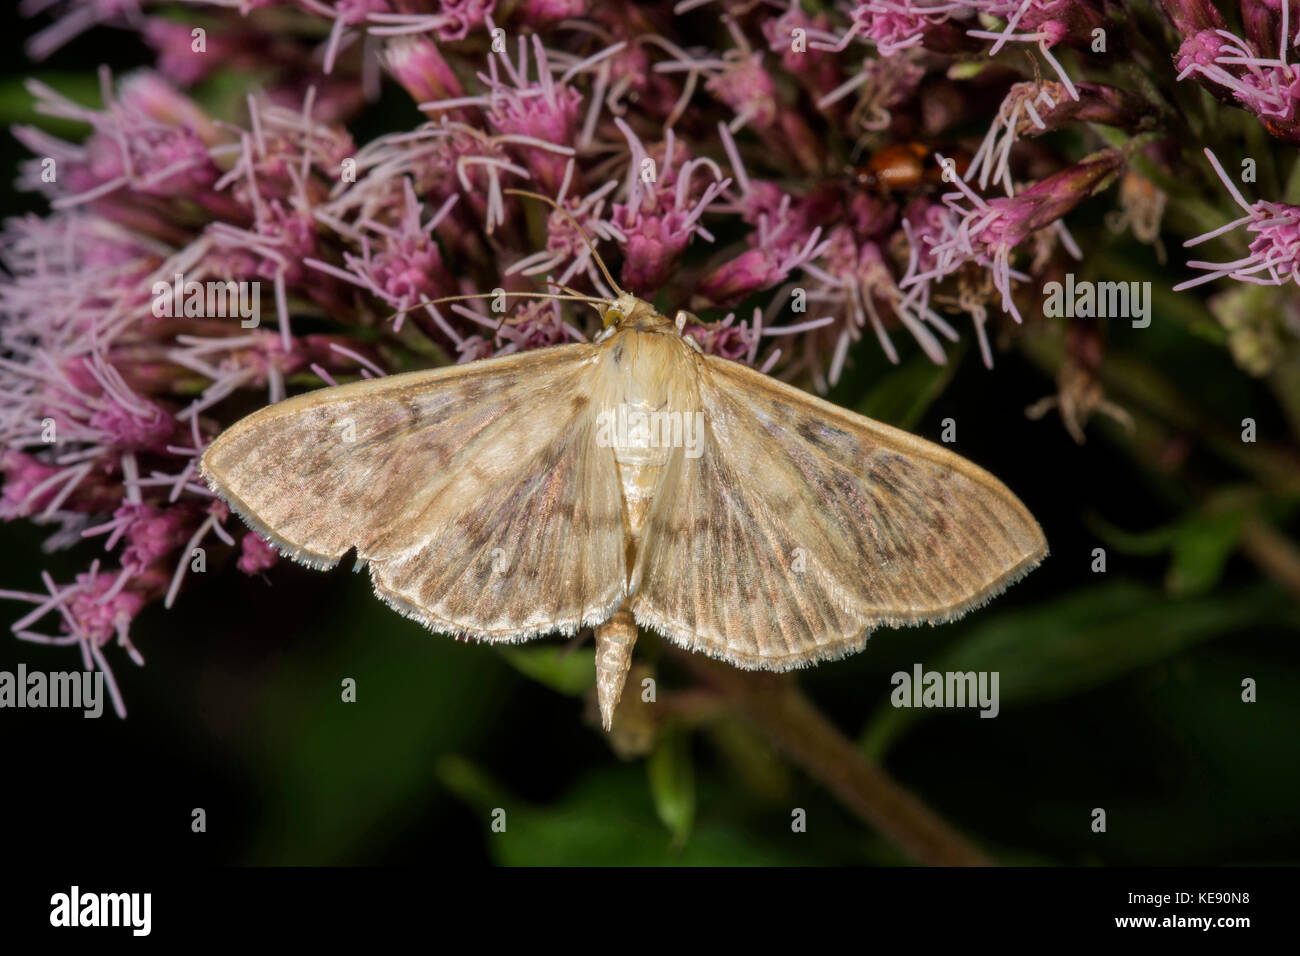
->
594, 607, 638, 731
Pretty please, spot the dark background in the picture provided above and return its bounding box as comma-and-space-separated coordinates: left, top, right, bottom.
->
1, 5, 1297, 866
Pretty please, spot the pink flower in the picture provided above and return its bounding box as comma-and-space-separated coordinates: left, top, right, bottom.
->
1175, 148, 1300, 290
816, 47, 926, 127
0, 452, 100, 521
517, 0, 587, 28
968, 81, 1153, 195
812, 1, 968, 56
143, 18, 233, 86
761, 6, 841, 101
0, 563, 155, 718
495, 300, 585, 352
23, 0, 141, 61
705, 50, 779, 133
483, 36, 584, 193
609, 120, 730, 294
901, 149, 1121, 362
79, 502, 197, 574
16, 73, 222, 211
382, 36, 466, 110
306, 182, 459, 329
238, 533, 279, 575
683, 310, 764, 364
965, 1, 1090, 101
696, 248, 790, 305
805, 228, 958, 377
1174, 3, 1300, 141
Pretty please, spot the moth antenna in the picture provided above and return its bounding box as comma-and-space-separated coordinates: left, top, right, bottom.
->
543, 278, 607, 319
481, 286, 578, 342
504, 188, 625, 298
543, 278, 586, 298
382, 290, 607, 327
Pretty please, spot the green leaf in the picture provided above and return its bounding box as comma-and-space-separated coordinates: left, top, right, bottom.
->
244, 580, 508, 863
0, 73, 101, 138
496, 642, 594, 697
1285, 154, 1300, 206
186, 68, 275, 121
1084, 512, 1178, 556
435, 754, 512, 808
861, 582, 1290, 758
1166, 509, 1246, 597
437, 757, 806, 865
854, 342, 965, 431
1088, 502, 1248, 596
647, 726, 696, 848
705, 716, 792, 804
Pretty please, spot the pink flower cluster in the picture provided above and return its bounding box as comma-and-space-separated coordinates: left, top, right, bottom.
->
1170, 0, 1300, 142
4, 0, 1295, 711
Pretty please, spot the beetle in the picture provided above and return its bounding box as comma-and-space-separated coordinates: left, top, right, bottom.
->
851, 142, 973, 193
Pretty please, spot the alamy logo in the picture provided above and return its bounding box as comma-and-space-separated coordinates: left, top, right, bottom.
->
1042, 273, 1151, 328
0, 664, 103, 718
50, 886, 151, 936
596, 403, 705, 459
151, 272, 260, 327
890, 664, 1000, 718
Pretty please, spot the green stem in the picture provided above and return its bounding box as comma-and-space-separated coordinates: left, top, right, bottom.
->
1240, 519, 1300, 603
673, 650, 993, 866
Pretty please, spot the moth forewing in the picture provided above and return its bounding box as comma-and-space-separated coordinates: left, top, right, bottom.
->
628, 350, 1046, 671
200, 342, 629, 642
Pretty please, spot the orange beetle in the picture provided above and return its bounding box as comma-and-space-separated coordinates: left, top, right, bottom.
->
852, 143, 973, 192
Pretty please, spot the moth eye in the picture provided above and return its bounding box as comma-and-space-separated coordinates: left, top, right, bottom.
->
604, 307, 624, 326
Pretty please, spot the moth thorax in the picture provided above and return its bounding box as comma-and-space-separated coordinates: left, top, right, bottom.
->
594, 609, 638, 731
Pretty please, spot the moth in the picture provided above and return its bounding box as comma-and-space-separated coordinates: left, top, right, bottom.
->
202, 191, 1047, 730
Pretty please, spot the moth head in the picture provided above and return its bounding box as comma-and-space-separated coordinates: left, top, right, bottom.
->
603, 292, 654, 328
